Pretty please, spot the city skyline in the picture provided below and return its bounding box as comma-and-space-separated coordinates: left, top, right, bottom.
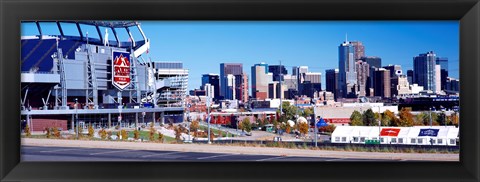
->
137, 21, 459, 91
20, 21, 460, 91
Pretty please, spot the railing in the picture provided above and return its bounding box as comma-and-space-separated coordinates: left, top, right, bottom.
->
21, 71, 56, 74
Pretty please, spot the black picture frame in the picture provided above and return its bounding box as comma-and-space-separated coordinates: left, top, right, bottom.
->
1, 0, 479, 181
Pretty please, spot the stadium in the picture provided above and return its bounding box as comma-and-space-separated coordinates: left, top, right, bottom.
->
21, 21, 187, 132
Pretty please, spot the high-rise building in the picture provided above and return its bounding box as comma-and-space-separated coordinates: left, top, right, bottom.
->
234, 73, 249, 102
251, 62, 272, 100
268, 65, 287, 82
383, 65, 402, 96
407, 70, 413, 84
355, 61, 370, 97
435, 64, 441, 93
224, 74, 236, 100
338, 39, 358, 98
446, 77, 459, 92
268, 81, 287, 99
391, 75, 410, 96
360, 56, 382, 69
374, 68, 391, 98
204, 83, 215, 99
220, 63, 243, 99
436, 57, 449, 90
413, 51, 438, 93
201, 74, 220, 100
294, 66, 309, 94
350, 41, 365, 60
325, 69, 339, 100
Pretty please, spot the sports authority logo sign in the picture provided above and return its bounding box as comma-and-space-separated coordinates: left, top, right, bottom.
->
112, 51, 131, 90
380, 128, 401, 137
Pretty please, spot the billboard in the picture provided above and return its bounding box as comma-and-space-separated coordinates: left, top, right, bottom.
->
418, 128, 439, 137
380, 128, 401, 137
112, 51, 131, 90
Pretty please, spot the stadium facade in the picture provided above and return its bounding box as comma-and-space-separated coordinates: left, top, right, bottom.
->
20, 21, 186, 131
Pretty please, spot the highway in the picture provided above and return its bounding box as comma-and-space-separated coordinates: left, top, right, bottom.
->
22, 145, 405, 162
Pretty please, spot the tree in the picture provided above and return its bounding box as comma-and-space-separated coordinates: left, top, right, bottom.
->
121, 129, 128, 140
437, 112, 447, 126
281, 101, 298, 121
173, 125, 182, 142
349, 110, 364, 126
421, 111, 438, 126
414, 112, 426, 126
319, 124, 336, 133
302, 107, 314, 118
98, 128, 107, 140
149, 122, 156, 141
297, 122, 309, 136
241, 117, 252, 133
133, 129, 140, 140
190, 120, 199, 136
158, 131, 165, 143
45, 128, 51, 138
52, 127, 61, 138
362, 109, 376, 126
24, 124, 31, 137
88, 125, 94, 138
383, 110, 397, 126
450, 112, 459, 126
396, 108, 414, 126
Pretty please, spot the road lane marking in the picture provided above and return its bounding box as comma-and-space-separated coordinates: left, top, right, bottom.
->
141, 151, 183, 158
256, 156, 287, 161
39, 148, 80, 153
325, 158, 349, 161
89, 150, 132, 155
197, 154, 237, 160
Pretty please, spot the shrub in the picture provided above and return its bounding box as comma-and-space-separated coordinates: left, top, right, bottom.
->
190, 120, 199, 136
24, 124, 31, 137
107, 131, 113, 140
88, 125, 94, 138
209, 129, 215, 140
173, 126, 182, 142
121, 129, 128, 140
116, 131, 121, 139
158, 132, 164, 143
45, 128, 51, 138
149, 123, 156, 141
76, 126, 84, 138
133, 129, 140, 140
98, 129, 107, 140
52, 127, 61, 138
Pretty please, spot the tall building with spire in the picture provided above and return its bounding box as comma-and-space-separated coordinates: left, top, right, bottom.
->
338, 36, 358, 98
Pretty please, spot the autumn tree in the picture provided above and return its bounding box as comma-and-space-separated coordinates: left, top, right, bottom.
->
297, 122, 309, 136
149, 122, 156, 141
133, 129, 140, 140
190, 120, 199, 136
88, 125, 94, 138
396, 108, 414, 126
24, 124, 31, 137
349, 110, 364, 126
121, 129, 128, 140
98, 128, 107, 140
437, 112, 447, 126
362, 109, 376, 126
173, 125, 182, 142
450, 112, 459, 126
382, 110, 398, 126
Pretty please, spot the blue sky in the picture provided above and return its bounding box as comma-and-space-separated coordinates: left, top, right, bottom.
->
138, 21, 459, 91
22, 21, 459, 91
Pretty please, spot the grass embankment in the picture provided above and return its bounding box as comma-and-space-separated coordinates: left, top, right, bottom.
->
198, 125, 235, 137
22, 130, 176, 143
209, 141, 459, 154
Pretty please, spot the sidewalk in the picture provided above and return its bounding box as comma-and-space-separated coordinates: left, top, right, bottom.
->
22, 138, 459, 161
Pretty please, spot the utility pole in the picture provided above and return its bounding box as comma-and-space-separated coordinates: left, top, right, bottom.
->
207, 96, 211, 144
75, 98, 79, 139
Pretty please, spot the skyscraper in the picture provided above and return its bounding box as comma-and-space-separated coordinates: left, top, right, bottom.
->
374, 68, 391, 98
407, 70, 414, 84
201, 74, 220, 100
224, 74, 236, 100
360, 56, 382, 69
234, 73, 249, 102
220, 63, 243, 99
251, 62, 272, 100
268, 65, 287, 82
355, 61, 370, 97
325, 69, 339, 100
436, 57, 449, 90
413, 51, 438, 93
338, 39, 358, 98
350, 41, 365, 60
